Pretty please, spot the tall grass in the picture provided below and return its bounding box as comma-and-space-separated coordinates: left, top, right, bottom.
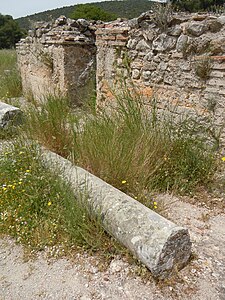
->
0, 49, 22, 99
23, 95, 75, 157
73, 92, 215, 199
22, 90, 216, 206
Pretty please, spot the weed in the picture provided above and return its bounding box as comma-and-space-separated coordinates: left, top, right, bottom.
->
0, 140, 122, 257
152, 3, 173, 32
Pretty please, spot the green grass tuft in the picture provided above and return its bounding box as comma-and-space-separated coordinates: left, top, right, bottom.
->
0, 49, 22, 99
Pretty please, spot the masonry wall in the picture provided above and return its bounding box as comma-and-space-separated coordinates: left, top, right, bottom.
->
17, 12, 225, 144
17, 16, 96, 105
96, 13, 225, 143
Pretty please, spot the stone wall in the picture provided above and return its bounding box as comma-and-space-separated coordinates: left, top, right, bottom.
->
17, 16, 96, 105
17, 12, 225, 143
96, 13, 225, 142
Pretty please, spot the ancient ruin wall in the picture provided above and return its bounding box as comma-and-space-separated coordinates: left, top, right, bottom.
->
96, 13, 225, 142
17, 16, 96, 105
17, 12, 225, 142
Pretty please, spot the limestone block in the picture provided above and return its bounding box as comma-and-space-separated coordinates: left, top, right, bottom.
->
210, 38, 225, 55
217, 16, 225, 25
151, 71, 164, 84
176, 34, 188, 52
136, 40, 151, 51
132, 69, 140, 79
142, 61, 157, 71
127, 38, 138, 49
168, 25, 182, 36
153, 34, 177, 52
42, 150, 192, 279
142, 70, 151, 80
0, 102, 22, 128
208, 19, 223, 32
186, 21, 208, 37
127, 18, 139, 29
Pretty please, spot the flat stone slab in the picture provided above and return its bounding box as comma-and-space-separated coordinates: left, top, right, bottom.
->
0, 101, 22, 128
42, 150, 192, 279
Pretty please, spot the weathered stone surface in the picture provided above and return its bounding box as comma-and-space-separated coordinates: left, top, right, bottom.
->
17, 11, 225, 146
17, 16, 96, 105
42, 150, 192, 279
0, 102, 22, 128
132, 69, 140, 79
136, 40, 151, 51
217, 16, 225, 25
186, 21, 208, 36
208, 19, 223, 32
176, 34, 188, 52
152, 34, 177, 52
94, 12, 225, 147
168, 25, 182, 36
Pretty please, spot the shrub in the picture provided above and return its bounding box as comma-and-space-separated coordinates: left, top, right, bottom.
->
70, 4, 117, 21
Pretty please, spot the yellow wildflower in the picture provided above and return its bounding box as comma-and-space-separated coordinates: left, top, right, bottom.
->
121, 180, 127, 184
222, 157, 225, 162
48, 201, 52, 206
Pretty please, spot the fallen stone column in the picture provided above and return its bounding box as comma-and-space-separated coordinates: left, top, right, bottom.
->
0, 102, 22, 128
42, 150, 192, 279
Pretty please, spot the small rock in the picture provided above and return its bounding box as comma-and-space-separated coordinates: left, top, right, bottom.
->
109, 260, 124, 274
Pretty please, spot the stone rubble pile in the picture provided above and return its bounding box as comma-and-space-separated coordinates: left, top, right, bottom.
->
19, 16, 97, 46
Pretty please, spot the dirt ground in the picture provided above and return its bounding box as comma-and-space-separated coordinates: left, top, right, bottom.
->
1, 193, 224, 300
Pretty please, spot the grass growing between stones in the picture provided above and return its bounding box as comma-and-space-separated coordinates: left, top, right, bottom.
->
0, 140, 122, 258
22, 91, 217, 209
0, 49, 22, 99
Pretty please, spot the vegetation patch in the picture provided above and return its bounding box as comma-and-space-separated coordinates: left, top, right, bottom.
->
0, 49, 22, 99
0, 140, 123, 258
22, 88, 217, 208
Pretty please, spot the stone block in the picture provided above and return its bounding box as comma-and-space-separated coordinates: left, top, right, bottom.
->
153, 34, 177, 52
186, 21, 208, 37
42, 150, 192, 279
0, 102, 22, 128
